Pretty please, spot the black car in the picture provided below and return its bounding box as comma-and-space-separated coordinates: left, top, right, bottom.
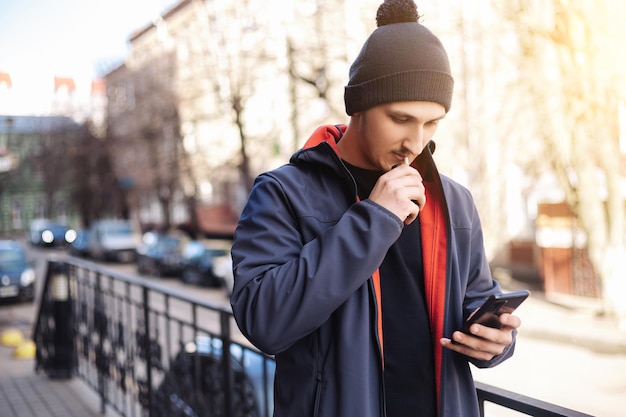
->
136, 231, 187, 277
179, 240, 230, 287
0, 240, 36, 302
28, 218, 76, 247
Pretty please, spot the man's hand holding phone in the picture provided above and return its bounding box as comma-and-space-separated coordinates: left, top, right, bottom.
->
440, 290, 529, 361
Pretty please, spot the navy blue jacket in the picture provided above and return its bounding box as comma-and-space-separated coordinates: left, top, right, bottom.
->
231, 125, 515, 417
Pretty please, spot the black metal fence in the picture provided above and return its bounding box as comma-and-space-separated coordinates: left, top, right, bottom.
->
33, 257, 593, 417
34, 257, 274, 417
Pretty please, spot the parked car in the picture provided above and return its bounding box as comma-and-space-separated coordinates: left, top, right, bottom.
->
136, 231, 188, 277
179, 240, 230, 287
69, 229, 91, 257
89, 220, 140, 262
28, 218, 76, 247
0, 240, 36, 302
155, 335, 275, 417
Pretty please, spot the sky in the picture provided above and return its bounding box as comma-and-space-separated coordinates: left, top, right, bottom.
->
0, 0, 177, 83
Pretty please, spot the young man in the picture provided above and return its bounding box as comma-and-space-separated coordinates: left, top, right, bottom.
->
230, 1, 521, 416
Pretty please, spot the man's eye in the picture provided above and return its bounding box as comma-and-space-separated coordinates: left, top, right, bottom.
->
392, 117, 409, 124
426, 120, 440, 127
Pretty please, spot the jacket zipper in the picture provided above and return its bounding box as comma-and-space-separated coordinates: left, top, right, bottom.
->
313, 372, 323, 417
316, 136, 389, 416
369, 277, 388, 417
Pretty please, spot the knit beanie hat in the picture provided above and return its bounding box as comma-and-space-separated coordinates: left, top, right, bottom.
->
344, 0, 454, 115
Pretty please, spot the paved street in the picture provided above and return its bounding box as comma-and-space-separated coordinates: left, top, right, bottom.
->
1, 243, 626, 416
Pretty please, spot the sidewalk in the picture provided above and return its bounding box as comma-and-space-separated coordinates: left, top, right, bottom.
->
503, 280, 626, 355
0, 303, 106, 417
1, 285, 626, 417
0, 372, 105, 417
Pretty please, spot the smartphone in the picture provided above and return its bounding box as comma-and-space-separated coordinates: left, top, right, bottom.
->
460, 290, 530, 334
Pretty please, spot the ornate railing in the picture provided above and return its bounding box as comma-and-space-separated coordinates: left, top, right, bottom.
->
34, 257, 274, 417
33, 257, 593, 417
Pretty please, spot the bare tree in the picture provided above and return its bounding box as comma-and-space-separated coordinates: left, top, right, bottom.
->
67, 122, 123, 227
175, 0, 288, 197
286, 0, 357, 150
203, 0, 270, 191
31, 120, 82, 219
129, 52, 182, 230
494, 0, 626, 323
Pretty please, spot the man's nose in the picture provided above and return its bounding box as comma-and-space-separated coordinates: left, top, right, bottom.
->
404, 127, 425, 155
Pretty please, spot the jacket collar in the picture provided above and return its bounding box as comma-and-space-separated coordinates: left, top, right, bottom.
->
293, 124, 439, 184
290, 125, 350, 181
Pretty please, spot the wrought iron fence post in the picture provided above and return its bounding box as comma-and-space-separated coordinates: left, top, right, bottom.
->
143, 286, 153, 417
46, 261, 75, 379
220, 311, 234, 417
94, 272, 107, 415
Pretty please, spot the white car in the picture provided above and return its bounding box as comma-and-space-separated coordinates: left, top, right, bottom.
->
89, 220, 140, 262
211, 253, 234, 296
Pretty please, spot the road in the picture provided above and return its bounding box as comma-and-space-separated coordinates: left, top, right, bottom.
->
4, 242, 626, 417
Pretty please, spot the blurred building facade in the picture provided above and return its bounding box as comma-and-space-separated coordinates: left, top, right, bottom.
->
0, 66, 106, 235
0, 115, 82, 234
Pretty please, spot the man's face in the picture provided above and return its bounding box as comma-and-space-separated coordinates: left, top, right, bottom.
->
347, 101, 446, 171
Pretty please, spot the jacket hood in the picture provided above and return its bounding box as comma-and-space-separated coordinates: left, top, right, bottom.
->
290, 125, 345, 167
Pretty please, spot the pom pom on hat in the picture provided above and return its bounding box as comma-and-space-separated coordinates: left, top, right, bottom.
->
344, 0, 454, 115
376, 0, 419, 26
